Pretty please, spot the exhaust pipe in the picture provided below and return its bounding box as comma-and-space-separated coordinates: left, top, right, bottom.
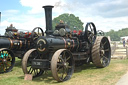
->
43, 5, 54, 35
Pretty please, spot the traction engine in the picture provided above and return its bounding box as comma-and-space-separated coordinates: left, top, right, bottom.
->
21, 5, 111, 81
0, 24, 44, 73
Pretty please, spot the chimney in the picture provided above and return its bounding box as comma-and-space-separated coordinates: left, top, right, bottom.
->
0, 12, 1, 27
43, 5, 54, 35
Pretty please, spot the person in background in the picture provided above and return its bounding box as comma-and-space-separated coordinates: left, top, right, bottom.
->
123, 38, 125, 47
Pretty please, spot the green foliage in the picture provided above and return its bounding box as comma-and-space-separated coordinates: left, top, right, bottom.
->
106, 28, 128, 41
52, 13, 84, 31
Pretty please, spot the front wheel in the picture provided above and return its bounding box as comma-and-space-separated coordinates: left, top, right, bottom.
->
22, 49, 44, 78
51, 49, 75, 82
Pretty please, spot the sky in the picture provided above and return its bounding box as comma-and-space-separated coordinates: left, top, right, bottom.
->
0, 0, 128, 35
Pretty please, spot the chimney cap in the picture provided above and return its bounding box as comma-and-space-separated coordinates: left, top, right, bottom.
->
43, 5, 54, 8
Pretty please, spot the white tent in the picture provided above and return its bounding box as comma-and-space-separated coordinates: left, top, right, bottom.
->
120, 36, 128, 43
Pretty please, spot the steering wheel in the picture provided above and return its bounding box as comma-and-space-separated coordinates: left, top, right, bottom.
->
31, 27, 44, 41
97, 30, 104, 36
84, 22, 97, 44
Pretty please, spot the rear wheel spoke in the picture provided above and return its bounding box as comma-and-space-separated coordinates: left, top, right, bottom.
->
101, 54, 108, 66
103, 55, 109, 62
103, 41, 107, 46
102, 59, 106, 65
104, 48, 109, 52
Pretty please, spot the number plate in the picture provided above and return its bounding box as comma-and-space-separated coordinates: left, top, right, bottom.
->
32, 61, 42, 66
31, 59, 50, 69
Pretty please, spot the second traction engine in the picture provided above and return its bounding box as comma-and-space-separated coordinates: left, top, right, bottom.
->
22, 5, 111, 82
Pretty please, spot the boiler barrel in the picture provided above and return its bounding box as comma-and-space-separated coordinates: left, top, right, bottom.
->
0, 38, 30, 50
47, 37, 79, 50
0, 38, 10, 48
36, 36, 79, 53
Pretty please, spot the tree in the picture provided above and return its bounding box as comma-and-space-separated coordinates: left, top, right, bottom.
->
105, 28, 128, 41
52, 13, 84, 31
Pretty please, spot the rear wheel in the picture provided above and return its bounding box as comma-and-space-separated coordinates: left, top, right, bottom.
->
0, 48, 15, 73
91, 36, 111, 67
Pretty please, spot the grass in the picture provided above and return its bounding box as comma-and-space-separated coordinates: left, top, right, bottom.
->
0, 58, 128, 85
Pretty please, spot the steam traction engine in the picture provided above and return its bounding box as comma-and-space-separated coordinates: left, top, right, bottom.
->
22, 5, 111, 81
0, 24, 44, 73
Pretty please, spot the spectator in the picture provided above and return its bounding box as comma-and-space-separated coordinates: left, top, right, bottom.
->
123, 38, 125, 47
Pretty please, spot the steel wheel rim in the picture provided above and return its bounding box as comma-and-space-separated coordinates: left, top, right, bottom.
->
22, 49, 43, 78
0, 48, 15, 73
100, 38, 111, 67
51, 49, 74, 82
